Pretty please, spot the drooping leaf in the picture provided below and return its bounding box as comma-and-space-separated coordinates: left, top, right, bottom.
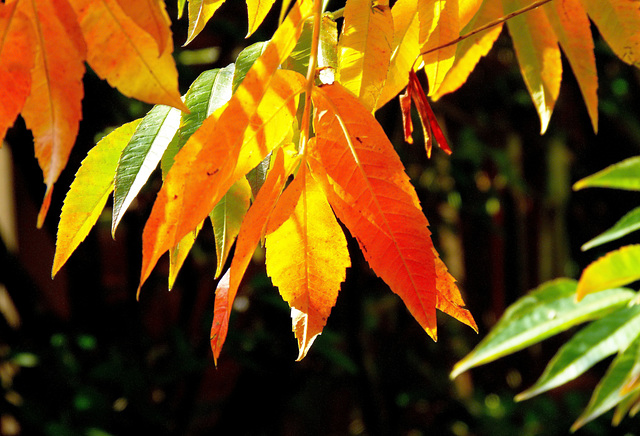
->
572, 334, 640, 431
18, 0, 87, 228
114, 0, 171, 55
138, 0, 312, 292
579, 0, 640, 68
613, 390, 640, 426
451, 279, 635, 379
211, 149, 290, 363
113, 105, 182, 236
310, 83, 475, 339
246, 0, 277, 37
161, 65, 235, 176
503, 0, 562, 134
211, 177, 252, 278
266, 163, 350, 360
573, 156, 640, 191
582, 207, 640, 251
375, 0, 420, 109
576, 245, 640, 301
418, 0, 459, 96
184, 0, 225, 46
168, 222, 203, 290
0, 2, 35, 144
432, 0, 504, 100
515, 304, 640, 402
70, 0, 187, 112
543, 0, 598, 132
177, 0, 186, 19
52, 120, 142, 277
337, 0, 393, 111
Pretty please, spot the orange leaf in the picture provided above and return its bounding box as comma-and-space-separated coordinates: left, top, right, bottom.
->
310, 83, 474, 339
432, 0, 503, 100
266, 163, 350, 360
504, 0, 561, 134
211, 149, 289, 363
18, 0, 86, 227
184, 0, 225, 46
114, 0, 172, 55
70, 0, 187, 112
138, 1, 311, 293
544, 0, 598, 132
0, 2, 35, 144
337, 0, 394, 111
419, 0, 460, 96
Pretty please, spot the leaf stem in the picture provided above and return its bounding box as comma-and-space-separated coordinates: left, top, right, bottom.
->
300, 0, 323, 156
418, 0, 554, 59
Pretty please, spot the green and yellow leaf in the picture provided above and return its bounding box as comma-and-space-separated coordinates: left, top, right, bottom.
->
576, 245, 640, 300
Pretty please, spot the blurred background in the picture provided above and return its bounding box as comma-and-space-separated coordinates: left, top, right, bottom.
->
2, 2, 640, 435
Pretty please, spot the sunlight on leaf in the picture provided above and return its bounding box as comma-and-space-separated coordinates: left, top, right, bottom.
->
246, 0, 277, 37
52, 120, 142, 278
184, 0, 225, 46
576, 245, 640, 300
573, 156, 640, 191
582, 207, 640, 252
114, 0, 171, 55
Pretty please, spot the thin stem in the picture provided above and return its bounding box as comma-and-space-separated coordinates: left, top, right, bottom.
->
418, 0, 553, 58
299, 0, 323, 156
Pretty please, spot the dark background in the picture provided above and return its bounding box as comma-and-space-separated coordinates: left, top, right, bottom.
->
2, 2, 640, 435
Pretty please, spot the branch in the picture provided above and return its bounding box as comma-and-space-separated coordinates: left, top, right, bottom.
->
420, 0, 554, 57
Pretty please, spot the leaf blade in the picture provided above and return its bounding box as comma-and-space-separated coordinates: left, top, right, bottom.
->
573, 156, 640, 191
576, 245, 640, 300
582, 207, 640, 252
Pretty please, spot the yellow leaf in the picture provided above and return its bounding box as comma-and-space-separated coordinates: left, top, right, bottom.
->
375, 0, 420, 110
580, 0, 640, 68
70, 0, 187, 112
168, 222, 203, 290
337, 0, 393, 111
266, 163, 350, 360
138, 1, 312, 293
419, 0, 460, 95
0, 2, 35, 143
544, 0, 598, 132
576, 245, 640, 301
52, 120, 142, 277
432, 0, 503, 100
114, 0, 172, 55
504, 0, 561, 134
184, 0, 225, 46
246, 0, 276, 37
18, 0, 87, 227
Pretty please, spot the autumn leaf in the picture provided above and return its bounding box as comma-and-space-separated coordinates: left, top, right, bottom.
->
337, 0, 393, 112
503, 0, 561, 134
576, 245, 640, 301
310, 83, 475, 339
52, 120, 142, 278
246, 0, 277, 37
18, 0, 86, 228
114, 0, 171, 55
168, 222, 203, 290
184, 0, 225, 46
432, 0, 504, 100
211, 149, 290, 363
418, 0, 459, 96
70, 0, 187, 112
138, 1, 312, 292
0, 2, 35, 146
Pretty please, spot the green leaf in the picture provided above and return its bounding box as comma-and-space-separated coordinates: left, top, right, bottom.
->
161, 65, 235, 176
52, 120, 142, 277
112, 104, 182, 236
451, 279, 635, 379
232, 42, 269, 92
572, 334, 640, 431
577, 245, 640, 300
613, 390, 640, 426
573, 156, 640, 191
582, 207, 640, 251
210, 177, 252, 278
515, 304, 640, 402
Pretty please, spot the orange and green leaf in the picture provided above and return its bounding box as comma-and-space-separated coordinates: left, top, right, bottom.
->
310, 83, 475, 339
138, 1, 311, 293
337, 0, 393, 112
52, 119, 142, 278
18, 0, 87, 227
